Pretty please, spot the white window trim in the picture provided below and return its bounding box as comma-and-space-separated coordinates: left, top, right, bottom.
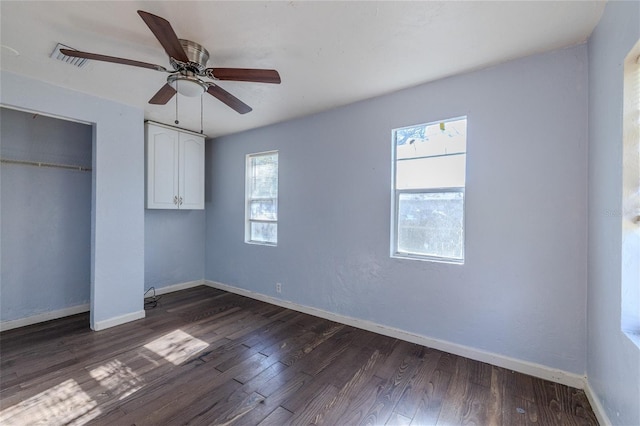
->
621, 41, 640, 348
390, 117, 467, 264
245, 150, 278, 246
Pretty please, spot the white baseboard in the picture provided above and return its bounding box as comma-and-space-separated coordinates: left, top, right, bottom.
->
91, 280, 205, 331
147, 279, 206, 296
0, 303, 90, 332
584, 381, 612, 426
205, 280, 586, 389
0, 281, 206, 333
92, 310, 145, 331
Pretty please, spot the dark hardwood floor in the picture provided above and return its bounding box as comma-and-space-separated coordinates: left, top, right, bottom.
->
0, 286, 597, 425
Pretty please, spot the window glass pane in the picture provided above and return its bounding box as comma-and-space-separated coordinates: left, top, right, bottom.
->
250, 222, 277, 244
250, 154, 278, 198
395, 118, 467, 191
397, 192, 464, 260
396, 154, 466, 189
250, 199, 277, 221
396, 118, 467, 160
395, 124, 426, 147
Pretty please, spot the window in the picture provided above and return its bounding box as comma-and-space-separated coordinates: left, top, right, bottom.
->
621, 40, 639, 345
246, 151, 278, 245
392, 117, 467, 263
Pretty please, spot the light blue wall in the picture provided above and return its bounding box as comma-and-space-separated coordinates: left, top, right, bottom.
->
206, 45, 589, 374
1, 108, 92, 321
0, 71, 145, 330
587, 1, 640, 424
145, 210, 205, 290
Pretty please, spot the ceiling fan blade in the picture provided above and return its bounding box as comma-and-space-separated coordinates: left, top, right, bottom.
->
207, 84, 252, 114
137, 10, 189, 63
59, 49, 168, 72
149, 84, 177, 105
209, 68, 281, 84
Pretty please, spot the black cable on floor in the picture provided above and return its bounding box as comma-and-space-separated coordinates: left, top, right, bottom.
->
144, 287, 162, 309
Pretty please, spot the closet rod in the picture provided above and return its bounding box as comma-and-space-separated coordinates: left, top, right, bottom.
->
0, 158, 92, 172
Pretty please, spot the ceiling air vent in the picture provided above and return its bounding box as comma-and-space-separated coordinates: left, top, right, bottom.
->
50, 43, 87, 68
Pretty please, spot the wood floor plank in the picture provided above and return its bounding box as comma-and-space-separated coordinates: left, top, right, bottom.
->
435, 350, 457, 375
256, 406, 293, 426
504, 368, 536, 407
240, 312, 305, 349
237, 370, 314, 425
185, 389, 264, 425
259, 329, 318, 359
410, 369, 452, 426
356, 344, 428, 425
92, 357, 224, 423
225, 308, 291, 341
436, 356, 492, 425
501, 396, 539, 426
437, 381, 491, 425
488, 365, 507, 425
326, 374, 386, 425
387, 411, 413, 425
286, 383, 340, 425
114, 348, 258, 425
373, 340, 419, 381
295, 326, 367, 377
393, 347, 442, 418
469, 358, 493, 388
0, 286, 598, 426
0, 313, 89, 356
278, 337, 378, 415
311, 347, 385, 425
148, 377, 243, 426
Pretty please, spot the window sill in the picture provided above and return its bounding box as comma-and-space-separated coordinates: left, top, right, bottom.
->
392, 252, 464, 265
245, 241, 277, 247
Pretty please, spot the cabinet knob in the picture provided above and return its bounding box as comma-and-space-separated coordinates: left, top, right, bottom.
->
179, 196, 183, 206
173, 195, 178, 205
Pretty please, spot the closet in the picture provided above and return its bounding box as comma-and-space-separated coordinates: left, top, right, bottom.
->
0, 107, 92, 325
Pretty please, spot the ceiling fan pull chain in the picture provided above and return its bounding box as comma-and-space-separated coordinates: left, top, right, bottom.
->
200, 94, 204, 134
175, 80, 180, 125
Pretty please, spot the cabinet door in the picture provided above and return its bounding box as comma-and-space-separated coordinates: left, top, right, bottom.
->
178, 133, 205, 210
146, 125, 179, 209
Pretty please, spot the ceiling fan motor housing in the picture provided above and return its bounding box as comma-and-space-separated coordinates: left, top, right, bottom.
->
173, 39, 210, 74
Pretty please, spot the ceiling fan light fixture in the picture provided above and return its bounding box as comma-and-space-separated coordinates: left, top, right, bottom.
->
168, 74, 208, 97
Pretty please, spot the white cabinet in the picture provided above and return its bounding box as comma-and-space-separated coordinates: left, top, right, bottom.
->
146, 122, 205, 210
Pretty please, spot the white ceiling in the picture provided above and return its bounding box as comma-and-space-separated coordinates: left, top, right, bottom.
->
1, 1, 605, 138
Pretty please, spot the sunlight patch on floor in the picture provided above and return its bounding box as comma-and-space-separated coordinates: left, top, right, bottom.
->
0, 379, 101, 425
89, 359, 144, 401
143, 329, 209, 365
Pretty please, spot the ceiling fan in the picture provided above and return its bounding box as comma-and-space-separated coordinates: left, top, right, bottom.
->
60, 10, 281, 114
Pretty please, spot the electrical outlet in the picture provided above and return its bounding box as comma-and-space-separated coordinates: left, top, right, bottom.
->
276, 283, 282, 293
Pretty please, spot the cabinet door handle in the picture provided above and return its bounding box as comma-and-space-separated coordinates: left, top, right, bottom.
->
179, 196, 183, 206
173, 195, 178, 205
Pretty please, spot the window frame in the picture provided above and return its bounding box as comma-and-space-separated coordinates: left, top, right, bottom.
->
393, 187, 465, 263
621, 41, 640, 348
390, 117, 467, 264
245, 150, 278, 246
